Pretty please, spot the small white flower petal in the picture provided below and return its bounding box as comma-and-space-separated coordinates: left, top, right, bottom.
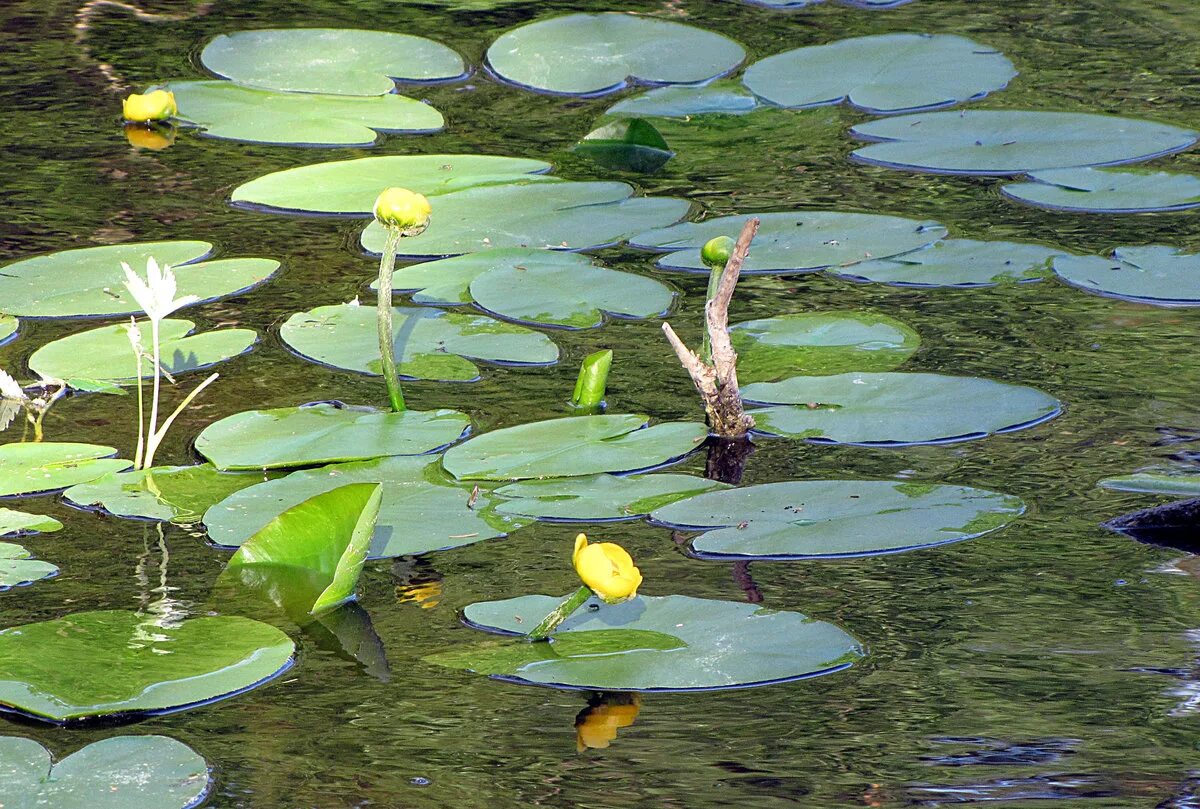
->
0, 368, 27, 401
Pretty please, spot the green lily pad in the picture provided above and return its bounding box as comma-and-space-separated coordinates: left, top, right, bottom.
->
442, 414, 708, 481
360, 181, 690, 257
280, 303, 558, 381
1100, 470, 1200, 496
0, 610, 294, 722
494, 473, 730, 521
195, 402, 469, 471
607, 84, 759, 118
651, 480, 1024, 559
29, 319, 256, 386
629, 211, 947, 274
740, 0, 911, 6
0, 241, 278, 319
0, 735, 210, 809
447, 594, 862, 691
429, 628, 686, 676
486, 13, 745, 96
743, 372, 1061, 445
0, 508, 63, 538
573, 118, 674, 173
199, 28, 466, 96
730, 312, 919, 383
0, 443, 130, 497
832, 239, 1062, 288
0, 315, 15, 346
167, 81, 443, 147
1053, 246, 1200, 306
204, 456, 524, 558
230, 155, 552, 215
743, 34, 1014, 114
851, 110, 1199, 176
1001, 167, 1200, 213
0, 543, 58, 589
63, 464, 269, 524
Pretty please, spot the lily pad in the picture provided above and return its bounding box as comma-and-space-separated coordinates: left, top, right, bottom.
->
1100, 471, 1200, 496
28, 319, 256, 385
195, 402, 470, 470
0, 735, 210, 809
167, 81, 443, 147
486, 13, 745, 96
743, 34, 1014, 114
629, 211, 947, 274
740, 0, 911, 6
743, 372, 1061, 445
573, 118, 674, 173
607, 84, 759, 118
494, 473, 730, 521
280, 303, 558, 381
1001, 167, 1200, 213
0, 443, 130, 497
0, 316, 15, 346
442, 414, 708, 481
730, 312, 919, 383
0, 508, 63, 538
0, 610, 294, 722
0, 241, 279, 319
651, 480, 1024, 558
200, 29, 466, 96
63, 464, 269, 524
1053, 246, 1200, 306
0, 543, 58, 589
832, 239, 1061, 287
444, 594, 862, 691
851, 110, 1199, 175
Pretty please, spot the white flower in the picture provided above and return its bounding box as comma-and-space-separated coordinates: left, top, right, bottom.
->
0, 368, 26, 402
121, 257, 199, 323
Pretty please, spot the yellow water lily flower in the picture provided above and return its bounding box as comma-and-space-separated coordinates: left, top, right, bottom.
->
122, 90, 177, 123
572, 533, 642, 604
373, 187, 432, 234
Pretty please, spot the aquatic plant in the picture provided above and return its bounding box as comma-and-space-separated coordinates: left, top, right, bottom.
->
571, 350, 613, 410
529, 533, 642, 639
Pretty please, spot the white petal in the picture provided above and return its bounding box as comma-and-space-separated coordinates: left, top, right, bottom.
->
0, 368, 26, 401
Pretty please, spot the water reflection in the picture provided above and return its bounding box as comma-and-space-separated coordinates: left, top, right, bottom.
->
575, 692, 641, 752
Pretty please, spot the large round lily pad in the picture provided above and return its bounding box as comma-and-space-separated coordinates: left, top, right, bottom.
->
743, 372, 1061, 445
0, 316, 15, 346
280, 303, 558, 381
0, 241, 278, 319
442, 414, 708, 481
200, 29, 466, 96
486, 13, 745, 96
743, 34, 1014, 114
651, 480, 1024, 559
730, 312, 919, 382
63, 464, 271, 524
629, 211, 947, 274
437, 594, 862, 691
1052, 246, 1200, 306
1001, 167, 1200, 214
0, 543, 58, 589
0, 610, 294, 722
851, 110, 1199, 175
607, 84, 759, 118
1100, 470, 1200, 496
832, 239, 1061, 288
493, 473, 729, 521
0, 443, 130, 497
0, 508, 63, 538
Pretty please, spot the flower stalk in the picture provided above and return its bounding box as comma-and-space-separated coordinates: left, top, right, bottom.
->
528, 585, 592, 640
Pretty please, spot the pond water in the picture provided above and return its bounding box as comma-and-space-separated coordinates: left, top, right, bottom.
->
3, 0, 1200, 805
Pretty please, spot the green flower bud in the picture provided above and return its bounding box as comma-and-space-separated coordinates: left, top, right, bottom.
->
701, 235, 735, 269
373, 187, 432, 234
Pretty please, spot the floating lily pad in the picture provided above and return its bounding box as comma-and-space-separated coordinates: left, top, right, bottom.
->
607, 84, 759, 118
851, 110, 1199, 175
573, 119, 674, 173
361, 181, 690, 257
0, 508, 63, 538
0, 735, 211, 809
0, 543, 58, 589
494, 473, 729, 521
739, 0, 911, 6
1001, 167, 1200, 213
200, 29, 466, 96
730, 312, 919, 382
486, 13, 745, 96
1100, 470, 1200, 496
1053, 246, 1200, 306
743, 372, 1061, 445
441, 594, 861, 691
0, 241, 278, 319
204, 456, 523, 558
0, 316, 15, 346
0, 443, 130, 497
651, 480, 1024, 558
743, 34, 1014, 114
63, 464, 269, 524
167, 81, 442, 147
29, 319, 256, 386
196, 402, 470, 470
280, 303, 558, 381
832, 239, 1061, 287
0, 610, 294, 722
231, 155, 551, 215
630, 211, 947, 274
442, 414, 708, 481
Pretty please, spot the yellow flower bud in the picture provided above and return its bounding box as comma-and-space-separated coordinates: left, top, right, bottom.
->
575, 695, 641, 751
373, 187, 432, 234
124, 123, 175, 151
701, 235, 735, 269
122, 90, 177, 123
572, 533, 642, 604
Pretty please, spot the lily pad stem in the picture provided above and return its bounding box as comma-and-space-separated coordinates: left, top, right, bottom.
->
376, 226, 407, 413
528, 585, 592, 641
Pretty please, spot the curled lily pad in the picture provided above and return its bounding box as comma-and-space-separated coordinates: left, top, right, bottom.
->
0, 610, 294, 722
743, 372, 1061, 445
1100, 470, 1200, 496
0, 241, 278, 319
0, 443, 130, 497
607, 84, 759, 118
743, 34, 1014, 114
0, 508, 63, 538
441, 594, 862, 691
281, 303, 557, 381
63, 464, 270, 524
0, 543, 58, 589
0, 315, 15, 346
730, 312, 919, 382
1053, 246, 1200, 306
200, 29, 466, 96
629, 211, 947, 274
29, 319, 256, 386
1001, 167, 1200, 213
851, 110, 1199, 175
442, 414, 708, 481
494, 473, 730, 521
651, 480, 1024, 559
573, 119, 674, 173
486, 13, 745, 96
0, 735, 211, 809
832, 239, 1061, 288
